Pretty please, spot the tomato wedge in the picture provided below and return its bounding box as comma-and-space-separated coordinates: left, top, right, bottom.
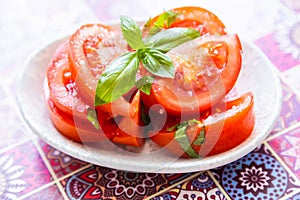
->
141, 34, 242, 116
109, 91, 145, 147
68, 23, 128, 104
149, 6, 226, 35
150, 92, 255, 158
46, 41, 144, 146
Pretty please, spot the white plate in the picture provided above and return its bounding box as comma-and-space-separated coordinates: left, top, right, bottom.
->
17, 35, 282, 173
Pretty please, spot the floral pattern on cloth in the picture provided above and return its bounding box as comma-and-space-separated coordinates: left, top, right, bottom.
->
0, 155, 27, 200
211, 145, 300, 200
62, 166, 195, 200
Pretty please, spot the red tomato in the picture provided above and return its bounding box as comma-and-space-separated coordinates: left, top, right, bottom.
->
47, 92, 144, 146
149, 6, 226, 35
68, 24, 128, 104
141, 34, 242, 116
46, 41, 88, 120
46, 41, 144, 146
47, 99, 108, 142
46, 41, 110, 142
109, 91, 145, 147
150, 92, 255, 158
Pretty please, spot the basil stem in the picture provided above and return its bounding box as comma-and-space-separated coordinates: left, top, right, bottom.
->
141, 49, 175, 78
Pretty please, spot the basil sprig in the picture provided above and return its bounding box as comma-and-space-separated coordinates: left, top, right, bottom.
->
94, 16, 200, 106
168, 119, 206, 158
153, 9, 179, 28
144, 10, 179, 36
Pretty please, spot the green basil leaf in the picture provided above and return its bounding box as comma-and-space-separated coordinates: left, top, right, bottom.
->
193, 126, 206, 145
144, 17, 152, 28
143, 10, 178, 37
87, 108, 99, 129
144, 28, 200, 52
135, 76, 154, 95
95, 52, 139, 105
175, 126, 200, 158
170, 119, 205, 158
154, 10, 178, 28
120, 16, 144, 50
141, 49, 175, 78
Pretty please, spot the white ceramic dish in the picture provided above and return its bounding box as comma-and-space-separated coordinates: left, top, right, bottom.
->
17, 35, 282, 173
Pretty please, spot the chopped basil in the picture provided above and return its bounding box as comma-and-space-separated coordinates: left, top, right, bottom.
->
144, 10, 180, 36
87, 108, 100, 129
154, 10, 179, 28
193, 126, 206, 145
174, 124, 200, 158
170, 119, 206, 158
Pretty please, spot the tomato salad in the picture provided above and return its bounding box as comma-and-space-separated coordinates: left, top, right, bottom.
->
45, 6, 255, 158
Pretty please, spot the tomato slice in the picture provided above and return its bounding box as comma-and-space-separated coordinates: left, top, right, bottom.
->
110, 91, 145, 147
141, 34, 242, 116
68, 24, 128, 104
47, 99, 108, 142
47, 41, 144, 146
47, 92, 144, 146
46, 41, 110, 142
46, 41, 88, 120
149, 6, 226, 35
150, 92, 255, 158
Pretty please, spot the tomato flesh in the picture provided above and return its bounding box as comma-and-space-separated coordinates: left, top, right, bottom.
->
47, 99, 108, 142
150, 92, 255, 158
141, 34, 242, 116
149, 6, 226, 35
46, 41, 89, 120
68, 24, 128, 104
44, 6, 254, 155
46, 40, 144, 146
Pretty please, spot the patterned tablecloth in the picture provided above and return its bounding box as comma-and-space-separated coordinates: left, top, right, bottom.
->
1, 0, 300, 199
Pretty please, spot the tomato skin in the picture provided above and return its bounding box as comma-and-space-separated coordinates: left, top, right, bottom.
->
68, 23, 127, 104
110, 91, 145, 147
150, 92, 255, 158
46, 38, 144, 146
47, 99, 108, 142
45, 6, 250, 153
150, 6, 226, 35
68, 23, 132, 116
46, 42, 114, 142
46, 41, 89, 120
47, 92, 144, 146
141, 34, 242, 116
